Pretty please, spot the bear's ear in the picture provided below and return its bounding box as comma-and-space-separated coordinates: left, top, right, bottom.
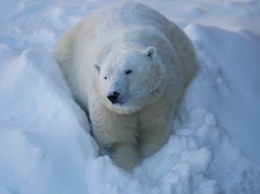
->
144, 46, 157, 60
94, 63, 100, 73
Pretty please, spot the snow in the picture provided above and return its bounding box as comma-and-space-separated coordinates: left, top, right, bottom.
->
0, 0, 260, 194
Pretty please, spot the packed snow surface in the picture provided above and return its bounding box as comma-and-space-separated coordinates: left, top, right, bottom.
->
0, 0, 260, 194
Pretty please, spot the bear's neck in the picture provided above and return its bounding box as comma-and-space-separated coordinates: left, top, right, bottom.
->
115, 43, 144, 53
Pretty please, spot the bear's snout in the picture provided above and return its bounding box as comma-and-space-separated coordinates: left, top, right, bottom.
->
107, 91, 120, 104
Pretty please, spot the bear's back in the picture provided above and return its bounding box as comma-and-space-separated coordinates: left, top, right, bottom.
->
80, 1, 176, 41
73, 1, 181, 67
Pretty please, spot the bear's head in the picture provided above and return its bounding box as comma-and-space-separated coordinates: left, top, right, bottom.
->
94, 46, 167, 114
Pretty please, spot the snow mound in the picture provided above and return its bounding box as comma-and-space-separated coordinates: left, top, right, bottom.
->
0, 48, 97, 194
184, 23, 260, 166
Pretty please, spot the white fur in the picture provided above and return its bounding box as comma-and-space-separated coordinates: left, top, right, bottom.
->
54, 1, 197, 172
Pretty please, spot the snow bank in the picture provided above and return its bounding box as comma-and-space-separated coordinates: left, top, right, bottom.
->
184, 23, 260, 166
0, 48, 97, 194
0, 0, 260, 194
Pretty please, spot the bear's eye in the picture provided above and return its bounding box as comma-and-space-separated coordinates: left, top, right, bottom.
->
104, 77, 107, 80
125, 70, 132, 75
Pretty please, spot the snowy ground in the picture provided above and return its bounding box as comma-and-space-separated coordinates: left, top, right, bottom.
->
0, 0, 260, 194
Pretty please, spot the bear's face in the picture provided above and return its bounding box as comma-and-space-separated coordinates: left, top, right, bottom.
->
95, 46, 167, 114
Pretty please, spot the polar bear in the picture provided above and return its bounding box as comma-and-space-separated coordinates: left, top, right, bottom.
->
54, 1, 197, 171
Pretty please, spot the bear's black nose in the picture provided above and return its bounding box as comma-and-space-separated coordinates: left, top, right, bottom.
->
107, 91, 120, 104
